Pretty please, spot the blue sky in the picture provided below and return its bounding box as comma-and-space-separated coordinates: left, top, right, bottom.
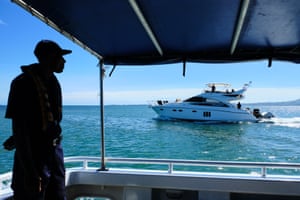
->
1, 1, 300, 105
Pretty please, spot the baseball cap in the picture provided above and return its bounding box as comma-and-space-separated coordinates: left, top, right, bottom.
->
34, 40, 72, 59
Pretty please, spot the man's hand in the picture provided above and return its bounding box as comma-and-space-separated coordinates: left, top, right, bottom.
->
3, 136, 16, 150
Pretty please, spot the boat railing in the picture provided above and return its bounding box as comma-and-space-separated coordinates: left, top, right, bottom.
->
2, 156, 300, 197
0, 172, 12, 197
64, 156, 300, 179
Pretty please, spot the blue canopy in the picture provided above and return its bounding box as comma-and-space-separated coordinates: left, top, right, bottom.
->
13, 0, 300, 65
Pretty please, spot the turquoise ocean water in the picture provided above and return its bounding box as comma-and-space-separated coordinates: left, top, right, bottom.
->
1, 105, 300, 174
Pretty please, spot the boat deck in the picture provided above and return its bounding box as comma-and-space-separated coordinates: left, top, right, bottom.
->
2, 157, 300, 200
65, 157, 300, 200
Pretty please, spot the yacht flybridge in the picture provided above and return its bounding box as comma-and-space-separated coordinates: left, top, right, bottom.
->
2, 0, 300, 199
151, 82, 274, 123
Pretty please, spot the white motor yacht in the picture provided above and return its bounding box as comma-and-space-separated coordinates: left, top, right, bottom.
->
151, 83, 272, 123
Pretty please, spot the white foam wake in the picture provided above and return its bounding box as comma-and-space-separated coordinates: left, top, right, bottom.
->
262, 117, 300, 128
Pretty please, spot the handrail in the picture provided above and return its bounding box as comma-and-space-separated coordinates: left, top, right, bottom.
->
64, 156, 300, 178
2, 156, 300, 196
0, 172, 12, 194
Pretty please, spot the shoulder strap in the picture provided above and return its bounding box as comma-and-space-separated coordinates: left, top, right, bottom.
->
26, 69, 54, 131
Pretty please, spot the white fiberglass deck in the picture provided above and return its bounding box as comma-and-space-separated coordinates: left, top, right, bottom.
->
65, 157, 300, 200
2, 156, 300, 200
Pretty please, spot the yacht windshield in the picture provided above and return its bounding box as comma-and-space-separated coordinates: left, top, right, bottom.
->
184, 96, 228, 107
184, 96, 206, 102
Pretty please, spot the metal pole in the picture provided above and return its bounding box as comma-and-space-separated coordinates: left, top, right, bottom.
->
98, 60, 107, 171
230, 0, 250, 55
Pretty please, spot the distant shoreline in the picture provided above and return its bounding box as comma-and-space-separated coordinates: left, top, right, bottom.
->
1, 99, 300, 107
245, 99, 300, 106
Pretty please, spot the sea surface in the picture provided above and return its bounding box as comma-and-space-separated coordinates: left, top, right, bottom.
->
1, 105, 300, 174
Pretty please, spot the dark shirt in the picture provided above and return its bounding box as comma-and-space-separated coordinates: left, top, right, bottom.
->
5, 63, 62, 180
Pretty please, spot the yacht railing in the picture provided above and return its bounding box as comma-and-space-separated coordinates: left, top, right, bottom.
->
64, 156, 300, 178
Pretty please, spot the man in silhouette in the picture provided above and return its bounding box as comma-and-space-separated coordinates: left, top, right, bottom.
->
5, 40, 71, 200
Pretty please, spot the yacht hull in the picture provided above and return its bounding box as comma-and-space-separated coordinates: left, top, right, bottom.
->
152, 103, 257, 122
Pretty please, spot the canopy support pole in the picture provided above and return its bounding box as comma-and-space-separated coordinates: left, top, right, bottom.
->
129, 0, 163, 56
12, 0, 104, 60
98, 60, 107, 171
183, 59, 186, 77
268, 57, 272, 67
230, 0, 250, 55
109, 64, 117, 77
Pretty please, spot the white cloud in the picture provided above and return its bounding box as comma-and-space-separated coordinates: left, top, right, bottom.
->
244, 88, 300, 103
63, 91, 99, 105
104, 88, 199, 105
103, 87, 300, 105
61, 87, 300, 105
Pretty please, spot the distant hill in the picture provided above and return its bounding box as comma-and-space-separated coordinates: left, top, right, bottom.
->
247, 99, 300, 106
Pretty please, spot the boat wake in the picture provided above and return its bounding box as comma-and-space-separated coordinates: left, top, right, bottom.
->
154, 116, 300, 128
260, 117, 300, 128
